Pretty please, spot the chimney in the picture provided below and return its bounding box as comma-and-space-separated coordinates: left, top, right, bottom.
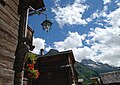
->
40, 49, 44, 55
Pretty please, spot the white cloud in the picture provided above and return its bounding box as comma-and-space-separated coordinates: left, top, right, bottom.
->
86, 9, 107, 23
87, 1, 120, 27
88, 7, 120, 66
85, 39, 91, 45
72, 47, 95, 61
103, 0, 111, 5
49, 7, 120, 65
53, 0, 60, 3
88, 25, 120, 66
53, 31, 86, 51
52, 25, 120, 66
86, 18, 92, 22
52, 0, 89, 28
32, 37, 46, 54
49, 31, 96, 62
45, 46, 53, 52
116, 2, 120, 6
45, 0, 120, 66
75, 0, 87, 3
107, 7, 120, 27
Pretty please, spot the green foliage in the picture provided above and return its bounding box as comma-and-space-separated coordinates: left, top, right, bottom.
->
75, 61, 99, 85
25, 52, 40, 79
25, 52, 37, 63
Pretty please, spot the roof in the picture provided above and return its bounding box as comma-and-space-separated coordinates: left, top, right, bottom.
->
90, 77, 101, 83
31, 0, 45, 10
38, 50, 75, 64
100, 71, 120, 84
90, 77, 99, 80
18, 0, 46, 14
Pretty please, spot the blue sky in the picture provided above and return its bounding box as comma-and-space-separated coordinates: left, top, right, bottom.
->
29, 0, 120, 66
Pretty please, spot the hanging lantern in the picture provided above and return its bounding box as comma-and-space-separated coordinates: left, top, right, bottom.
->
41, 20, 52, 32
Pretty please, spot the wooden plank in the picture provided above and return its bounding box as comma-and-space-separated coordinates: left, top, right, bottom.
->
0, 34, 17, 50
0, 46, 15, 59
0, 4, 19, 26
0, 37, 17, 54
0, 0, 19, 85
6, 0, 19, 20
7, 0, 18, 13
0, 68, 14, 85
5, 5, 19, 21
0, 32, 17, 60
0, 11, 19, 32
0, 19, 18, 41
0, 51, 15, 68
0, 30, 18, 49
12, 0, 19, 6
0, 59, 14, 70
2, 0, 19, 14
0, 0, 20, 21
0, 20, 17, 65
0, 46, 15, 60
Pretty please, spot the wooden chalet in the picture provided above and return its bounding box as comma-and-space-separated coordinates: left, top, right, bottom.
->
90, 77, 101, 85
33, 50, 79, 85
0, 0, 46, 85
78, 79, 83, 85
100, 71, 120, 85
0, 0, 20, 84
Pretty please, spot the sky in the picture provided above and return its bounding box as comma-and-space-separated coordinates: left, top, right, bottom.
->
29, 0, 120, 66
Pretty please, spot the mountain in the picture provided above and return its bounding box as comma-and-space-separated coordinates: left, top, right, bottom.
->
75, 59, 120, 85
75, 61, 99, 85
81, 59, 120, 73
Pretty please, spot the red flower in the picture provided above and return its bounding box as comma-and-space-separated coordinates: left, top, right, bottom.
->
27, 64, 34, 68
36, 70, 39, 72
30, 67, 33, 70
36, 75, 39, 78
27, 64, 31, 67
31, 64, 34, 68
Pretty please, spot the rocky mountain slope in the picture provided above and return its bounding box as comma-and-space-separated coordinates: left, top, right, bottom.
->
75, 59, 120, 85
81, 59, 120, 73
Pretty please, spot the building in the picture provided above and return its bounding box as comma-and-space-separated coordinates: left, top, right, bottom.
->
90, 77, 101, 85
33, 50, 79, 85
0, 0, 20, 84
100, 71, 120, 85
78, 79, 83, 85
0, 0, 45, 85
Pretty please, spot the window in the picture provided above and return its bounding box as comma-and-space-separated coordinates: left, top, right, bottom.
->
47, 72, 52, 79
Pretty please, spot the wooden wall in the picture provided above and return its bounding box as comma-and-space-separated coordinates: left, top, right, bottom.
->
0, 0, 19, 84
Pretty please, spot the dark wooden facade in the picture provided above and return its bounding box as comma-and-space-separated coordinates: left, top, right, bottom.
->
0, 0, 19, 84
33, 50, 79, 85
0, 0, 45, 85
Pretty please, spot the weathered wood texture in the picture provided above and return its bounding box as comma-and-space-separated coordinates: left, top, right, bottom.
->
100, 71, 120, 85
0, 0, 19, 84
33, 50, 78, 85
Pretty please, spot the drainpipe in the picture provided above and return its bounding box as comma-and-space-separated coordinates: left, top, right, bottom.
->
13, 5, 30, 85
21, 8, 30, 85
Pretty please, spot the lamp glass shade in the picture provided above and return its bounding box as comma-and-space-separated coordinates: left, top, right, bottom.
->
41, 20, 52, 32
